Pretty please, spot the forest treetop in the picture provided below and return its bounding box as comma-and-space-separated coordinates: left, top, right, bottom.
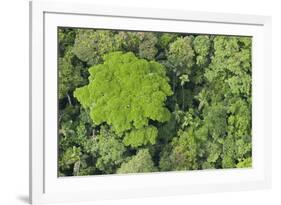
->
58, 28, 252, 176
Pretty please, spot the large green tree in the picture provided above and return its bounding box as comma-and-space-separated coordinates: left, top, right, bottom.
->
74, 52, 173, 147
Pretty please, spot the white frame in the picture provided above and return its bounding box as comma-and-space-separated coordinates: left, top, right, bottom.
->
30, 0, 272, 204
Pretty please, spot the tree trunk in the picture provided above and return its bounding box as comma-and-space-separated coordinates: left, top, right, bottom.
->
67, 93, 72, 106
182, 85, 185, 110
173, 72, 176, 94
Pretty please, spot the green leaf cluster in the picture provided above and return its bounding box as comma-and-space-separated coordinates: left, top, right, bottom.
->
73, 30, 121, 66
117, 149, 157, 174
74, 52, 172, 147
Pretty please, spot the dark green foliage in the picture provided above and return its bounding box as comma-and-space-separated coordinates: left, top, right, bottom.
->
168, 36, 195, 76
117, 149, 157, 174
58, 28, 76, 56
73, 29, 121, 65
58, 48, 84, 99
203, 103, 227, 139
58, 28, 252, 176
138, 32, 158, 60
59, 146, 81, 171
193, 35, 211, 66
159, 129, 198, 171
58, 28, 86, 100
91, 126, 127, 174
116, 31, 141, 52
158, 33, 179, 50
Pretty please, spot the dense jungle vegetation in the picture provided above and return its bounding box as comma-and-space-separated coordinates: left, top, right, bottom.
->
58, 28, 252, 176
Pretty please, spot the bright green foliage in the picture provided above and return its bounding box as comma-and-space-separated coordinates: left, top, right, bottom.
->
73, 29, 121, 65
236, 157, 252, 168
58, 28, 252, 176
195, 36, 252, 170
179, 74, 189, 86
74, 52, 172, 136
193, 35, 211, 66
117, 149, 157, 174
123, 126, 158, 148
208, 36, 251, 99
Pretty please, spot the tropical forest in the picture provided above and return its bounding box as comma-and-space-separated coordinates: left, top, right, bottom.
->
58, 28, 252, 176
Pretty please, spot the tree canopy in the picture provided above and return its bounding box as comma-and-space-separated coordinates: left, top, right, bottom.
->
117, 149, 157, 174
74, 52, 172, 147
58, 28, 252, 176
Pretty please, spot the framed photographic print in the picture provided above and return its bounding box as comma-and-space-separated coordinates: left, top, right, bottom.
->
29, 0, 272, 204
